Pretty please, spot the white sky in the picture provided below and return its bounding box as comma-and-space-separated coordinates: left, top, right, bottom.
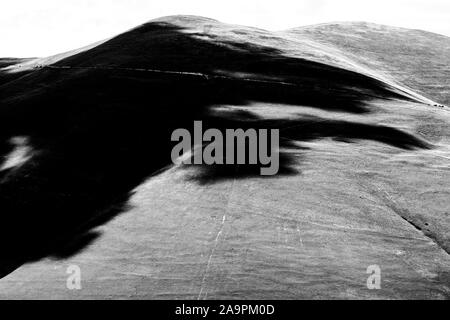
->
1, 0, 449, 57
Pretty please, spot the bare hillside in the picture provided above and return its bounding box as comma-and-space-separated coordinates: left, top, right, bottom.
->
0, 16, 449, 299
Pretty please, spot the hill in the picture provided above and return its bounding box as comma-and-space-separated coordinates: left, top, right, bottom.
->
0, 16, 449, 299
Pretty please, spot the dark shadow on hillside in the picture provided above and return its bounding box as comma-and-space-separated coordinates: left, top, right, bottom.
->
185, 113, 431, 184
0, 22, 430, 278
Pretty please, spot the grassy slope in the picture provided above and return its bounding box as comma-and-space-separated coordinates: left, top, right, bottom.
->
0, 16, 449, 298
282, 22, 450, 106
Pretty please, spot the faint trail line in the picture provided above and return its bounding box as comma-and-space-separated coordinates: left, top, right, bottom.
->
296, 225, 304, 247
197, 215, 226, 300
197, 176, 237, 300
33, 64, 442, 105
42, 65, 300, 87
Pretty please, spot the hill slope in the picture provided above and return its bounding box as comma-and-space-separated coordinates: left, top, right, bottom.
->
0, 16, 449, 299
282, 22, 450, 106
